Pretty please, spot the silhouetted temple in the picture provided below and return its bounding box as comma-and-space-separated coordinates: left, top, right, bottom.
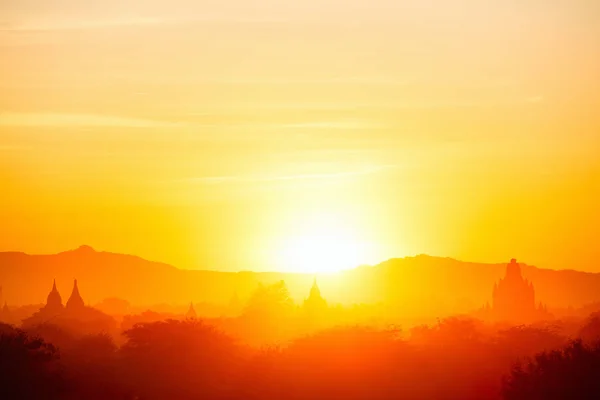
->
0, 298, 11, 324
66, 279, 85, 310
22, 279, 116, 334
491, 259, 549, 322
1, 303, 9, 317
186, 302, 197, 319
304, 278, 327, 314
45, 279, 64, 313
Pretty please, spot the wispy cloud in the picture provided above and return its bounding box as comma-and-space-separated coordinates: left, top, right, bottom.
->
0, 112, 384, 132
0, 112, 182, 128
1, 17, 167, 31
184, 165, 397, 185
279, 121, 380, 130
0, 14, 286, 32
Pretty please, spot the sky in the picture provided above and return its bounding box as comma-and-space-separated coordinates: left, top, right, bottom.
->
1, 0, 599, 272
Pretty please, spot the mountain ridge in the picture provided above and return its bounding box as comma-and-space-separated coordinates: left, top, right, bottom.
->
1, 246, 599, 314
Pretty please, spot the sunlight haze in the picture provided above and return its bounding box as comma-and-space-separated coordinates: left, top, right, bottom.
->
1, 0, 599, 272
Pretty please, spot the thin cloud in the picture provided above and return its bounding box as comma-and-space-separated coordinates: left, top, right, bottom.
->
185, 165, 397, 185
189, 77, 414, 86
3, 17, 166, 31
0, 14, 286, 32
0, 112, 386, 133
0, 112, 182, 128
279, 121, 380, 130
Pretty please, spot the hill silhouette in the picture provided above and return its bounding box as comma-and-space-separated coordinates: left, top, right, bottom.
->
0, 247, 599, 314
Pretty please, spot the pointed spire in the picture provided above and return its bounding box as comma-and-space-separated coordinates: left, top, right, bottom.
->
304, 276, 327, 312
310, 277, 321, 297
186, 302, 197, 319
66, 279, 85, 310
45, 279, 63, 310
0, 301, 9, 323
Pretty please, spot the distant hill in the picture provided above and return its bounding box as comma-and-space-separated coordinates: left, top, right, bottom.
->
1, 246, 599, 316
0, 245, 315, 307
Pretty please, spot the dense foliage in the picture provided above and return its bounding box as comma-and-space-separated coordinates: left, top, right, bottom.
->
3, 315, 600, 400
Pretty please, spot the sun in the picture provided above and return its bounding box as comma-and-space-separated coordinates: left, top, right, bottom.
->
276, 213, 377, 273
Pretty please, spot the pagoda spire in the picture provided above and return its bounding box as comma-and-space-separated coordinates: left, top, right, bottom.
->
0, 301, 9, 323
45, 279, 63, 311
303, 276, 327, 321
66, 279, 85, 310
186, 302, 197, 319
309, 277, 321, 298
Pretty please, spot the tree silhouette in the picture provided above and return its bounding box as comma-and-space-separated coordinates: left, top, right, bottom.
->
61, 333, 127, 400
0, 325, 64, 400
579, 312, 600, 344
250, 326, 414, 400
240, 281, 296, 344
502, 339, 600, 400
496, 325, 566, 361
120, 319, 246, 399
243, 280, 294, 320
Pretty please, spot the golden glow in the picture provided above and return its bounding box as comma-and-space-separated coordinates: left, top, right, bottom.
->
276, 213, 378, 273
0, 1, 599, 272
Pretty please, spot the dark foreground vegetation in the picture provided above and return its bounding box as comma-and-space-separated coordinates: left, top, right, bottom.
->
2, 315, 600, 400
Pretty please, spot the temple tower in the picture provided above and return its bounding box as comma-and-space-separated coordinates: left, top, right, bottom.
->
45, 279, 64, 312
66, 279, 85, 310
186, 302, 197, 319
492, 259, 536, 322
304, 278, 327, 312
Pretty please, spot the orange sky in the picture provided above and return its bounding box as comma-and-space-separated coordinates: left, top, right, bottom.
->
1, 1, 599, 272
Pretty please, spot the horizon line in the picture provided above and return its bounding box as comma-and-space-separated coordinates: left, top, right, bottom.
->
0, 245, 582, 275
